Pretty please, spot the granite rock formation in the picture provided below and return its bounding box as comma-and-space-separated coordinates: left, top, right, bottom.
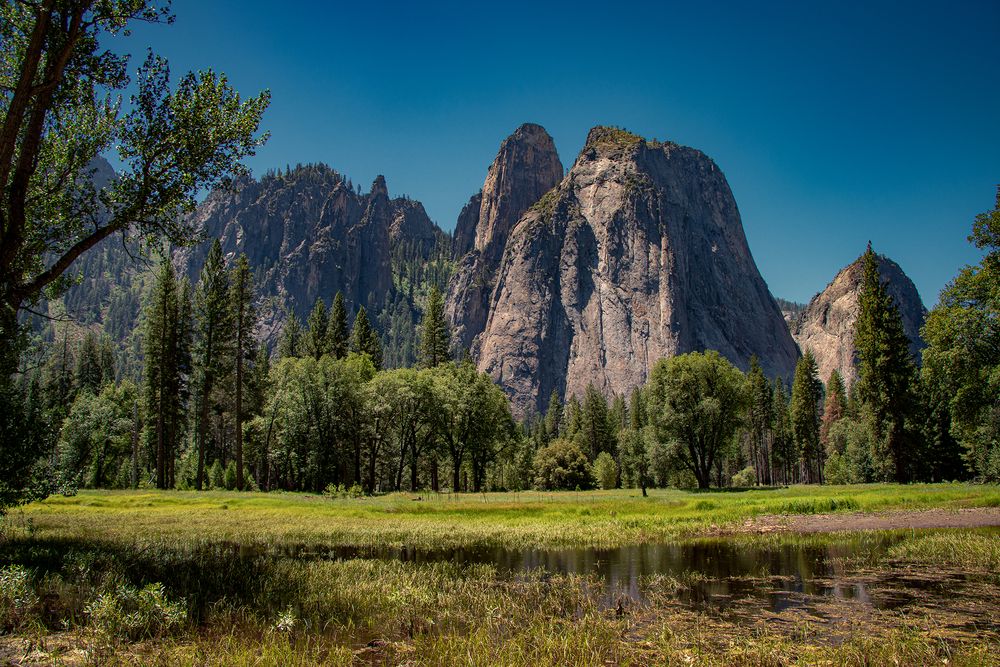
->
791, 253, 927, 386
475, 127, 800, 416
446, 124, 563, 354
174, 164, 444, 348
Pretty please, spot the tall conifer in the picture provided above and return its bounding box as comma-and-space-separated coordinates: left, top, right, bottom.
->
854, 243, 917, 481
192, 239, 233, 490
230, 254, 256, 491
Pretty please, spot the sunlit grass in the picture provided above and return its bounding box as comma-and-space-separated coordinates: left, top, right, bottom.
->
12, 483, 999, 551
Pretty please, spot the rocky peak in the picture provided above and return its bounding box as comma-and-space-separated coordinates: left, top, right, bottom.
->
446, 123, 564, 355
791, 252, 927, 386
369, 174, 389, 199
475, 126, 800, 416
474, 123, 563, 261
174, 163, 446, 349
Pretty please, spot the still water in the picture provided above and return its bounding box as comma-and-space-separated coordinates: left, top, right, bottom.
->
273, 532, 982, 614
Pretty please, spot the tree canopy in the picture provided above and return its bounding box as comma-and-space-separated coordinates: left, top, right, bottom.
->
0, 0, 269, 511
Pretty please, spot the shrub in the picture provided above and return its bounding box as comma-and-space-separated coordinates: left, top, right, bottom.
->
224, 461, 238, 490
324, 483, 364, 499
0, 565, 39, 630
85, 581, 186, 641
592, 452, 618, 490
209, 460, 225, 489
533, 439, 594, 491
731, 466, 756, 488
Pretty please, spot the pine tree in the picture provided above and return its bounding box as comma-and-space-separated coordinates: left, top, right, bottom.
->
98, 335, 116, 386
75, 330, 103, 394
564, 394, 583, 441
351, 306, 382, 370
230, 255, 256, 491
771, 380, 793, 484
544, 390, 563, 441
278, 311, 303, 359
745, 356, 773, 485
854, 243, 918, 482
325, 292, 349, 359
305, 298, 329, 360
418, 285, 451, 368
581, 383, 613, 460
790, 349, 824, 483
143, 257, 181, 490
628, 387, 646, 430
192, 239, 233, 490
819, 369, 846, 454
171, 278, 194, 489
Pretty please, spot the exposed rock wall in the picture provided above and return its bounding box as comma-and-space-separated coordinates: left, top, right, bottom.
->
446, 124, 563, 354
791, 254, 927, 386
174, 165, 441, 346
476, 127, 799, 416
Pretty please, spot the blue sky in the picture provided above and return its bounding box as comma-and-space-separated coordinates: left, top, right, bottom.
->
124, 0, 999, 305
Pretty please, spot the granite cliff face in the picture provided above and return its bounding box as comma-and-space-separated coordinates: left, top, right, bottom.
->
446, 124, 563, 354
476, 127, 800, 416
791, 253, 926, 386
174, 164, 444, 348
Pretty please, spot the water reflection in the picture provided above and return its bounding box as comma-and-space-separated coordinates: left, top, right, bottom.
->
306, 538, 897, 612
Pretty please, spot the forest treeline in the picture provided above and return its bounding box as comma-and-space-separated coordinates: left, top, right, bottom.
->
16, 191, 1000, 498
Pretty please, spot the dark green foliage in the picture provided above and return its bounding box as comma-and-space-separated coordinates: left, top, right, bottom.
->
854, 244, 919, 482
628, 387, 646, 430
418, 285, 451, 368
192, 239, 233, 490
922, 187, 1000, 481
533, 439, 594, 490
770, 380, 795, 484
304, 298, 329, 361
229, 255, 256, 491
0, 1, 267, 509
544, 390, 563, 440
790, 350, 823, 483
58, 382, 139, 488
278, 312, 302, 359
579, 384, 614, 460
618, 427, 651, 495
143, 258, 189, 490
744, 356, 773, 486
75, 331, 104, 395
379, 231, 454, 369
351, 307, 383, 371
645, 351, 747, 489
326, 292, 349, 359
564, 395, 583, 441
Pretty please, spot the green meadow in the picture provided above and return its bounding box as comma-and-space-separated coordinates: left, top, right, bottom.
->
16, 483, 1000, 550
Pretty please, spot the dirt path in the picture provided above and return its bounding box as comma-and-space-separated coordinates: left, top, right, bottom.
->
733, 507, 1000, 534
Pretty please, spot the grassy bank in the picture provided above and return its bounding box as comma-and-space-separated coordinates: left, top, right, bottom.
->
10, 482, 1000, 551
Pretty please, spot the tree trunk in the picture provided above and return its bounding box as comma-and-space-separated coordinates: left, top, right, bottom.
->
235, 346, 244, 491
130, 401, 140, 489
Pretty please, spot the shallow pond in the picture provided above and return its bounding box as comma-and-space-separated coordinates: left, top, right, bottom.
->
273, 528, 999, 618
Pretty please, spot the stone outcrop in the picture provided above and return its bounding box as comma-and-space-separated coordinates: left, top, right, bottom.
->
476, 127, 800, 416
446, 124, 563, 354
174, 164, 443, 346
791, 253, 926, 386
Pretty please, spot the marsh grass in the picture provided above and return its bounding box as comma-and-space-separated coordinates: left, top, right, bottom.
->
3, 485, 1000, 665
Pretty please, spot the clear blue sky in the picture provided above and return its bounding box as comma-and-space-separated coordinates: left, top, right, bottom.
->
125, 0, 999, 305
